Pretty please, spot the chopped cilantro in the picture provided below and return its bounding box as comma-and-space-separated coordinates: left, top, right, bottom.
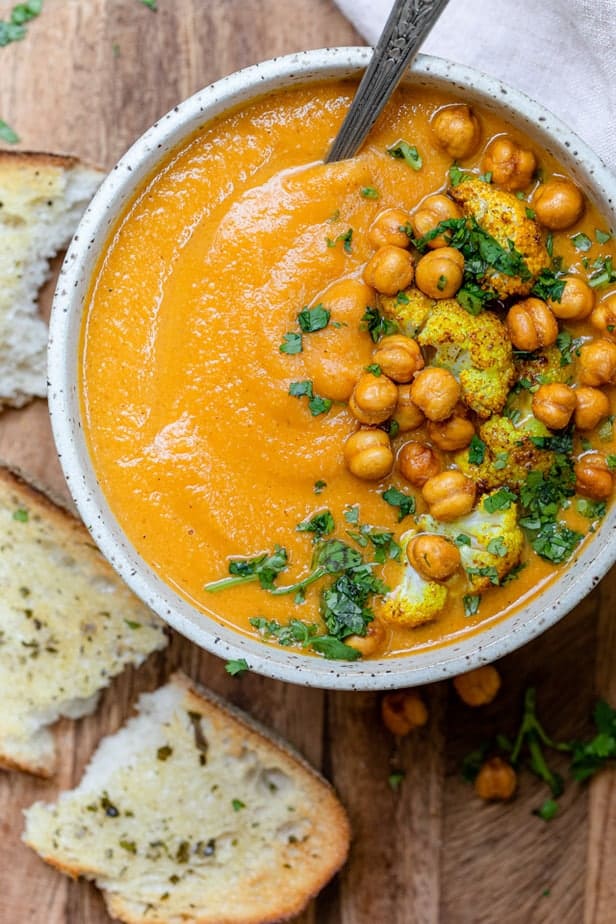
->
595, 229, 612, 244
454, 533, 471, 547
297, 303, 330, 332
225, 658, 249, 677
571, 232, 592, 252
0, 119, 19, 143
288, 380, 332, 416
326, 228, 353, 253
296, 510, 335, 540
308, 395, 332, 416
365, 363, 382, 376
382, 486, 415, 521
310, 636, 361, 660
465, 565, 500, 585
576, 497, 606, 520
313, 479, 327, 494
531, 268, 565, 302
555, 330, 582, 366
387, 140, 422, 170
546, 232, 554, 257
463, 594, 481, 617
487, 537, 507, 557
570, 700, 616, 781
607, 455, 616, 471
598, 415, 614, 441
483, 487, 517, 512
279, 332, 302, 354
0, 1, 42, 49
468, 435, 486, 465
589, 255, 616, 289
205, 546, 288, 593
396, 290, 410, 304
436, 274, 447, 291
343, 504, 360, 525
448, 164, 468, 187
525, 207, 536, 220
361, 186, 379, 199
361, 306, 398, 342
494, 451, 509, 470
289, 380, 313, 398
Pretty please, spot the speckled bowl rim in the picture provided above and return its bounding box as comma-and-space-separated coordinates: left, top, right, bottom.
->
48, 48, 616, 691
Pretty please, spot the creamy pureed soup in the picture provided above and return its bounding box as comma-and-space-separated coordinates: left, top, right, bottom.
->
81, 81, 616, 662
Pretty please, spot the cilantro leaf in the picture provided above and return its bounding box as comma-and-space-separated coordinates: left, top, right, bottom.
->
205, 546, 288, 592
297, 304, 330, 333
225, 658, 249, 676
483, 487, 517, 512
468, 435, 486, 465
463, 594, 481, 617
361, 186, 379, 199
297, 510, 335, 540
382, 486, 415, 521
279, 332, 302, 354
361, 306, 398, 342
387, 140, 422, 170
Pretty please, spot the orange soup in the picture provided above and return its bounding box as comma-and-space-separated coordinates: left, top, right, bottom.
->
81, 81, 616, 662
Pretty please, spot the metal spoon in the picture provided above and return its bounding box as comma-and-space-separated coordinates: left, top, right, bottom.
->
326, 0, 451, 163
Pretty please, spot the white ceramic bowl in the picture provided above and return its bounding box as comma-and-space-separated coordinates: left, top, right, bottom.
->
48, 48, 616, 691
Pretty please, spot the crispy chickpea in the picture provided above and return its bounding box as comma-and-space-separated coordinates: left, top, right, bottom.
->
407, 534, 461, 582
363, 245, 415, 295
349, 372, 398, 425
343, 429, 394, 481
574, 387, 610, 431
415, 247, 464, 299
373, 335, 424, 383
431, 104, 481, 160
422, 470, 476, 521
531, 383, 576, 430
548, 276, 595, 321
398, 441, 442, 486
410, 367, 461, 421
368, 208, 411, 249
346, 619, 386, 657
411, 194, 463, 249
532, 177, 584, 230
482, 136, 536, 191
578, 339, 616, 386
591, 294, 616, 339
381, 690, 428, 737
453, 665, 501, 706
506, 297, 558, 351
427, 413, 475, 451
393, 384, 425, 432
474, 757, 517, 801
574, 453, 614, 500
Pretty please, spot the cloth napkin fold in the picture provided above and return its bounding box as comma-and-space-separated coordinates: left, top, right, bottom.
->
333, 0, 616, 174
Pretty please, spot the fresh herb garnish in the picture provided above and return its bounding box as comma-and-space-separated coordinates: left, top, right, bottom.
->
361, 306, 398, 342
487, 537, 507, 557
205, 547, 288, 593
555, 329, 582, 366
595, 229, 612, 244
570, 700, 616, 781
448, 164, 469, 187
463, 594, 481, 617
326, 228, 353, 253
534, 798, 559, 822
571, 232, 592, 252
465, 565, 500, 585
589, 255, 616, 289
0, 1, 42, 48
296, 510, 335, 540
313, 479, 327, 494
483, 487, 517, 512
455, 533, 472, 547
365, 363, 382, 376
387, 140, 422, 171
531, 267, 565, 302
0, 119, 19, 144
382, 486, 416, 521
297, 303, 330, 332
576, 497, 606, 520
525, 207, 536, 220
598, 415, 614, 441
288, 380, 332, 416
468, 435, 486, 465
361, 186, 379, 199
279, 332, 302, 354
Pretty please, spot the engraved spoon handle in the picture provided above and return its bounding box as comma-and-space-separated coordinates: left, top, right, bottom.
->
326, 0, 451, 163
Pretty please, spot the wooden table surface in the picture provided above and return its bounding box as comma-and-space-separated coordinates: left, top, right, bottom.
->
0, 2, 615, 922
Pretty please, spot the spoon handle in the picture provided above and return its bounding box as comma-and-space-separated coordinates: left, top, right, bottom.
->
326, 0, 450, 163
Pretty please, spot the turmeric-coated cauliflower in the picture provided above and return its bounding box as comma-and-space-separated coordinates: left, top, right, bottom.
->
379, 286, 434, 337
449, 178, 549, 299
455, 415, 554, 491
379, 536, 448, 628
418, 298, 516, 417
412, 490, 524, 592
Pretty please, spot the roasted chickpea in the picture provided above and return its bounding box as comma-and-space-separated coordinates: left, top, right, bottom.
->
368, 208, 411, 249
453, 666, 501, 706
427, 414, 475, 451
411, 194, 462, 249
346, 619, 386, 657
548, 276, 595, 320
397, 441, 442, 486
532, 177, 584, 230
474, 757, 517, 801
422, 470, 476, 521
574, 453, 614, 500
381, 690, 428, 737
392, 384, 425, 432
407, 534, 461, 582
578, 338, 616, 386
531, 383, 576, 430
349, 372, 398, 425
431, 105, 481, 160
482, 136, 536, 191
410, 367, 461, 421
343, 429, 394, 481
505, 297, 558, 351
363, 245, 415, 295
373, 335, 424, 383
415, 247, 464, 299
591, 294, 616, 339
574, 387, 610, 431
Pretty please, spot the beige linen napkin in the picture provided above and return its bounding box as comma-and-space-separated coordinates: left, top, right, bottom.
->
333, 0, 616, 173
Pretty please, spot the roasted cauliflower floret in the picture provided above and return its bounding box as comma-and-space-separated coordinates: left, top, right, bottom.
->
418, 298, 516, 417
449, 178, 549, 299
379, 540, 448, 628
413, 491, 524, 591
514, 344, 571, 386
379, 286, 434, 337
455, 415, 553, 491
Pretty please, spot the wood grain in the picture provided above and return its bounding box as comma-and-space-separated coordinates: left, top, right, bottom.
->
0, 2, 614, 923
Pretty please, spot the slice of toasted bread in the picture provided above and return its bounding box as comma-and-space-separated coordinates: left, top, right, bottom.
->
24, 671, 351, 924
0, 466, 167, 777
0, 151, 104, 408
